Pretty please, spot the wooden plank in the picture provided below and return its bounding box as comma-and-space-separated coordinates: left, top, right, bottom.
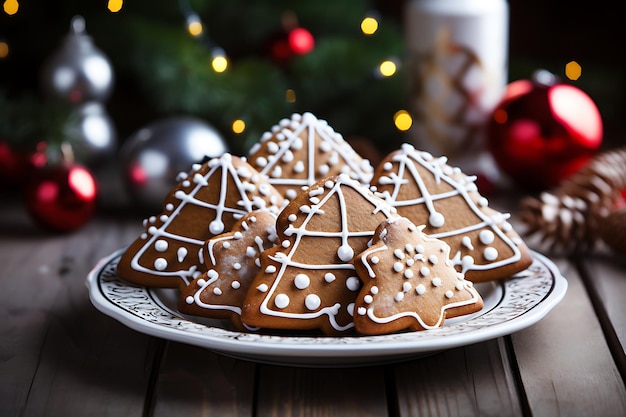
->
576, 253, 626, 376
151, 343, 257, 417
0, 207, 154, 417
511, 258, 626, 417
392, 339, 523, 417
255, 364, 389, 417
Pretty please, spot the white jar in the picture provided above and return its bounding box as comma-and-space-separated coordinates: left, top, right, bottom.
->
405, 0, 509, 166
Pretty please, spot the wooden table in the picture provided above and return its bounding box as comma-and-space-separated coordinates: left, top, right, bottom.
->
1, 179, 625, 417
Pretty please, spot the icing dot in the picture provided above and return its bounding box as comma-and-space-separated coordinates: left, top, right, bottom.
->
155, 240, 168, 252
445, 290, 454, 299
415, 245, 425, 253
282, 240, 291, 248
347, 303, 355, 316
429, 212, 445, 228
483, 247, 498, 261
177, 247, 187, 262
429, 255, 438, 264
456, 282, 464, 291
337, 244, 354, 262
288, 214, 297, 222
246, 247, 256, 257
416, 284, 426, 295
160, 215, 168, 222
209, 219, 225, 235
233, 263, 242, 270
370, 256, 380, 264
185, 296, 194, 304
197, 279, 207, 286
462, 236, 474, 250
213, 287, 222, 295
223, 242, 231, 249
479, 230, 495, 245
324, 273, 336, 283
232, 281, 241, 289
257, 283, 269, 292
432, 277, 442, 287
394, 292, 404, 302
404, 269, 414, 279
346, 276, 361, 291
370, 286, 379, 294
154, 258, 168, 271
357, 306, 367, 316
394, 249, 404, 259
165, 203, 174, 211
402, 282, 412, 292
305, 294, 321, 310
265, 265, 277, 273
294, 161, 305, 173
274, 294, 290, 309
294, 273, 310, 289
207, 270, 218, 279
406, 258, 414, 267
393, 262, 403, 272
420, 266, 430, 276
364, 295, 373, 303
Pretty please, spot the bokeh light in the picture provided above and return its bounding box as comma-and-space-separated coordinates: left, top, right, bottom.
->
107, 0, 123, 13
565, 61, 582, 80
361, 16, 378, 35
378, 60, 397, 77
187, 15, 203, 37
211, 50, 228, 73
0, 41, 8, 59
394, 110, 413, 131
3, 0, 18, 15
232, 119, 246, 134
285, 89, 296, 103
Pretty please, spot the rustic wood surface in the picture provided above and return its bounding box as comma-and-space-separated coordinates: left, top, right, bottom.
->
1, 185, 625, 417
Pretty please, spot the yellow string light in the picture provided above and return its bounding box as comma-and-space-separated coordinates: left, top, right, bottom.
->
211, 54, 228, 73
361, 16, 378, 35
3, 0, 18, 15
393, 110, 412, 131
0, 41, 9, 59
565, 61, 582, 80
232, 119, 246, 134
107, 0, 123, 13
187, 15, 203, 37
378, 60, 397, 77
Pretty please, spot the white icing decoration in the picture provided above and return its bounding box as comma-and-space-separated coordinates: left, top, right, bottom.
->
154, 258, 167, 271
177, 247, 187, 263
274, 293, 290, 309
415, 284, 426, 295
294, 273, 310, 289
346, 276, 360, 291
432, 277, 442, 286
484, 246, 498, 261
305, 294, 321, 310
213, 287, 222, 295
155, 240, 168, 252
479, 230, 495, 245
232, 281, 241, 289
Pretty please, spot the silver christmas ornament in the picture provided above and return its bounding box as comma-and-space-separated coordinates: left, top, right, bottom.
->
121, 116, 229, 210
41, 15, 114, 104
64, 102, 117, 165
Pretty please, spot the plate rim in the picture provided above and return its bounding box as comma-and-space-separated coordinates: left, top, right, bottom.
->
86, 248, 567, 363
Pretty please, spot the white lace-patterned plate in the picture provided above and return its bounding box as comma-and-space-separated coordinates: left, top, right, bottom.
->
86, 248, 567, 367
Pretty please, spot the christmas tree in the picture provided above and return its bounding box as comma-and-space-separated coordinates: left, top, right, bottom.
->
0, 0, 407, 156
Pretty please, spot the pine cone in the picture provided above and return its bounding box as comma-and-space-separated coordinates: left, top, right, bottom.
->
597, 207, 626, 254
519, 146, 626, 253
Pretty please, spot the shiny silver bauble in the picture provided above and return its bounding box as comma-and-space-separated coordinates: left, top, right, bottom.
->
64, 102, 117, 165
40, 16, 114, 104
120, 116, 229, 210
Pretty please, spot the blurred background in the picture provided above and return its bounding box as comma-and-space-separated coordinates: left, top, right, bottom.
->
1, 0, 624, 229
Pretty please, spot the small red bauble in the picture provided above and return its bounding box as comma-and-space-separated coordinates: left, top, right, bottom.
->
487, 72, 603, 190
24, 162, 98, 232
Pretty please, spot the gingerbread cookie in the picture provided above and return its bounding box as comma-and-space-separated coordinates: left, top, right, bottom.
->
353, 217, 483, 335
178, 210, 278, 330
370, 143, 533, 282
247, 112, 374, 202
116, 153, 285, 289
240, 173, 398, 335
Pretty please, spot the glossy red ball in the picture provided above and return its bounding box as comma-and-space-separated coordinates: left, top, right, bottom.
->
24, 163, 98, 232
487, 78, 603, 190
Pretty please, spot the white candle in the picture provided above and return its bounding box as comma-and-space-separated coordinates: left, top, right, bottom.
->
405, 0, 509, 165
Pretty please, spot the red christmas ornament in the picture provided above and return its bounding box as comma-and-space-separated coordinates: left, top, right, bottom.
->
0, 141, 47, 188
24, 162, 98, 232
487, 71, 603, 190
